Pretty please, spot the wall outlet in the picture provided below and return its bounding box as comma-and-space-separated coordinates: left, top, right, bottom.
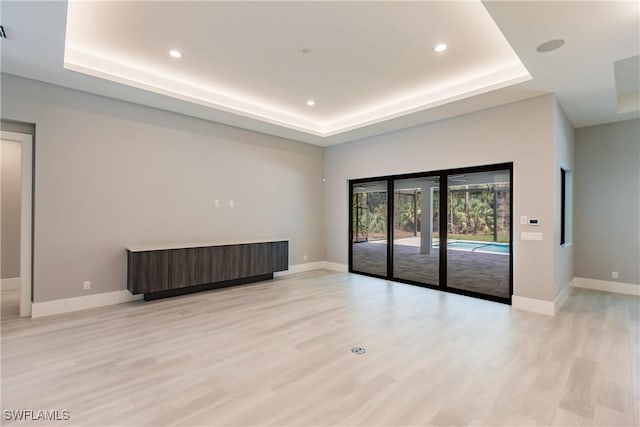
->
303, 254, 308, 261
229, 200, 234, 208
83, 281, 91, 290
214, 199, 219, 207
612, 271, 619, 279
520, 215, 528, 225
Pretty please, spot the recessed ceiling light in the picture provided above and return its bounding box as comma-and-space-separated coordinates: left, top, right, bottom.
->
169, 49, 183, 59
434, 43, 448, 53
536, 39, 565, 53
306, 99, 316, 106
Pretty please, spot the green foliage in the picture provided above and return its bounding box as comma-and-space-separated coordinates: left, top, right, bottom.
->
353, 184, 509, 243
447, 186, 510, 240
352, 190, 387, 241
395, 192, 419, 233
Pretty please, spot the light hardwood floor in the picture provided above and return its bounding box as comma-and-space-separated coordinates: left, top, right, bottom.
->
0, 290, 20, 321
1, 270, 638, 426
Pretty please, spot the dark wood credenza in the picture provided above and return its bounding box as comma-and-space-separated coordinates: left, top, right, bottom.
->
127, 239, 289, 300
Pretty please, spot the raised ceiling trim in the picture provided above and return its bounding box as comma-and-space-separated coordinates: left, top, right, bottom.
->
65, 46, 530, 137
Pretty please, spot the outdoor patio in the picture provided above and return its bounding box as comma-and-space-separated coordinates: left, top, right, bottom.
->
352, 239, 510, 299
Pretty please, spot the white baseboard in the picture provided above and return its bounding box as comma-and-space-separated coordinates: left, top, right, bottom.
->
323, 262, 348, 273
31, 290, 143, 318
512, 281, 573, 317
512, 295, 556, 316
275, 261, 349, 277
274, 261, 326, 277
554, 279, 574, 313
574, 277, 640, 296
1, 277, 21, 291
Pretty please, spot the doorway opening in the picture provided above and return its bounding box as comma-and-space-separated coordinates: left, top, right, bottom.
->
1, 130, 33, 318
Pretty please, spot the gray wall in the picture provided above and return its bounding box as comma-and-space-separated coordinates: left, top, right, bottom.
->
575, 119, 640, 285
1, 74, 325, 302
325, 95, 562, 301
6, 69, 630, 303
553, 98, 575, 296
1, 139, 21, 279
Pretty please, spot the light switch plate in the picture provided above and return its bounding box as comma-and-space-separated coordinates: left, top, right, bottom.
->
520, 215, 527, 225
521, 232, 543, 241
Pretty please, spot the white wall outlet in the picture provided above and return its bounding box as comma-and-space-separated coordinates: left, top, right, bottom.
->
520, 215, 528, 225
612, 271, 619, 279
303, 254, 308, 261
214, 199, 219, 207
229, 200, 234, 208
83, 281, 91, 290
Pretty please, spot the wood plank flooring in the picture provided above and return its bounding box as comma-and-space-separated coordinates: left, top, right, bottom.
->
1, 270, 638, 426
1, 290, 20, 321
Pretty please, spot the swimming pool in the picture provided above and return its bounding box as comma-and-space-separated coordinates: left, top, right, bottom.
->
435, 240, 510, 255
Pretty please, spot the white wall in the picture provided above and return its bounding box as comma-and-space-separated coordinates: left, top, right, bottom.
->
574, 119, 640, 285
553, 98, 575, 296
1, 139, 21, 279
325, 95, 559, 301
1, 74, 325, 303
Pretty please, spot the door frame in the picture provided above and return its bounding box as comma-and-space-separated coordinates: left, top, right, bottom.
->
348, 162, 513, 305
2, 131, 33, 317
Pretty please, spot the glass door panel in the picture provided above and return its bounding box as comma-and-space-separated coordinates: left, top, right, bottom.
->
393, 177, 439, 285
446, 170, 511, 299
351, 181, 388, 277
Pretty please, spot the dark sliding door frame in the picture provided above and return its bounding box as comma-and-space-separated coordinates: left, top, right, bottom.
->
348, 162, 513, 305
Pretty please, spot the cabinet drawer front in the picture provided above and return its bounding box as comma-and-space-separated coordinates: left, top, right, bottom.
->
272, 241, 289, 272
168, 248, 212, 289
127, 250, 168, 294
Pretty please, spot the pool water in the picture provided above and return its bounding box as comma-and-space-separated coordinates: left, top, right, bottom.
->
435, 240, 510, 254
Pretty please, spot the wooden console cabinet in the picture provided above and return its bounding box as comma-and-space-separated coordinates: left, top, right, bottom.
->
127, 239, 288, 300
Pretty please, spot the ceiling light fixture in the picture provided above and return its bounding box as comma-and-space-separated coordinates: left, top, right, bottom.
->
434, 43, 448, 53
536, 39, 565, 53
169, 49, 183, 59
306, 99, 316, 107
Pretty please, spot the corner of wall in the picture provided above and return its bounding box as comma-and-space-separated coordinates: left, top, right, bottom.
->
552, 97, 575, 300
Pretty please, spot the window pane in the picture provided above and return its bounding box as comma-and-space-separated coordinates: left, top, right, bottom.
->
446, 170, 510, 298
393, 176, 439, 285
351, 181, 387, 276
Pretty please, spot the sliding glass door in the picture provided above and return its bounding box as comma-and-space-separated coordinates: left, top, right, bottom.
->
446, 170, 511, 299
351, 181, 388, 277
349, 163, 512, 304
393, 176, 439, 286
